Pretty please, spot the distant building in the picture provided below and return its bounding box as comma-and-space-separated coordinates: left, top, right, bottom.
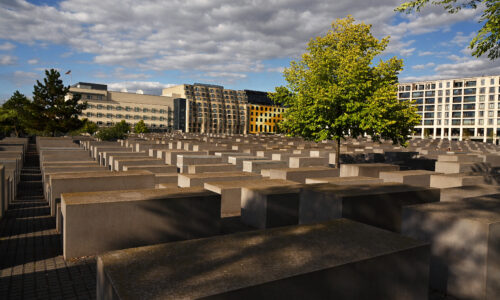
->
249, 104, 285, 134
398, 75, 500, 142
68, 82, 179, 131
163, 83, 247, 134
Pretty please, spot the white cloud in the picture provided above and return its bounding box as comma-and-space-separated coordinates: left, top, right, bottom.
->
107, 81, 177, 95
267, 67, 285, 73
0, 0, 487, 84
412, 62, 435, 70
450, 31, 476, 46
0, 42, 15, 51
27, 58, 38, 64
0, 55, 16, 65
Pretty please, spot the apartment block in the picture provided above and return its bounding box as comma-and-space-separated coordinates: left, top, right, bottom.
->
68, 82, 183, 131
249, 104, 285, 134
398, 75, 500, 142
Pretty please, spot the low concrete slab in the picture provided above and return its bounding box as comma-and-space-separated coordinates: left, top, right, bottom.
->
340, 163, 399, 178
269, 167, 339, 183
188, 163, 239, 174
123, 165, 177, 173
402, 199, 500, 299
204, 179, 299, 217
178, 171, 261, 188
49, 170, 155, 216
440, 184, 500, 202
114, 158, 164, 172
62, 187, 221, 260
430, 173, 486, 188
379, 170, 442, 187
305, 176, 383, 185
242, 160, 287, 173
299, 183, 440, 232
97, 219, 429, 300
289, 156, 329, 168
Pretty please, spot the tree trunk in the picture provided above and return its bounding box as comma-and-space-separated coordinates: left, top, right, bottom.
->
335, 138, 340, 169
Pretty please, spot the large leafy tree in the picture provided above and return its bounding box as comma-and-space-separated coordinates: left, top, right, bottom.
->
395, 0, 499, 60
31, 69, 87, 136
0, 91, 32, 137
274, 16, 420, 167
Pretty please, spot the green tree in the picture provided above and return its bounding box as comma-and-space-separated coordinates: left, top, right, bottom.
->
81, 120, 99, 135
96, 120, 130, 141
275, 16, 420, 167
395, 0, 499, 60
0, 91, 32, 137
134, 120, 150, 134
31, 69, 87, 136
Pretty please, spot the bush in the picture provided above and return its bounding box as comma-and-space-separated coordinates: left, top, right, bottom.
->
96, 120, 130, 141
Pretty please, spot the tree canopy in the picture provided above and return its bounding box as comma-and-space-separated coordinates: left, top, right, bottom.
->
134, 120, 150, 134
272, 16, 421, 166
96, 120, 130, 141
0, 91, 32, 137
31, 69, 87, 136
395, 0, 499, 60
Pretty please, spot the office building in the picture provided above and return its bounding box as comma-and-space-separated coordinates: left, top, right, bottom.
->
68, 82, 182, 131
398, 75, 500, 142
163, 83, 251, 134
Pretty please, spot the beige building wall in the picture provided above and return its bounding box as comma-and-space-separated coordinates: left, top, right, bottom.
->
69, 87, 176, 130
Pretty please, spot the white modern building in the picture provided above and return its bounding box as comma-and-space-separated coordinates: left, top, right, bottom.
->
398, 75, 500, 143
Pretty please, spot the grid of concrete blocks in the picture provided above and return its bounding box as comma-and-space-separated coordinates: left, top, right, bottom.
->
2, 134, 500, 300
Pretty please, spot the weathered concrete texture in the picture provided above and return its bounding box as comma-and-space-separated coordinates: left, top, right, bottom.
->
62, 187, 221, 260
300, 183, 439, 232
188, 163, 239, 174
435, 161, 491, 174
402, 200, 500, 300
440, 185, 500, 202
305, 176, 383, 185
379, 170, 441, 187
113, 158, 165, 172
241, 185, 303, 229
49, 171, 155, 216
269, 167, 339, 183
178, 171, 261, 187
340, 163, 399, 178
123, 164, 177, 173
430, 173, 486, 188
204, 179, 300, 216
97, 219, 429, 300
242, 160, 287, 173
288, 156, 329, 168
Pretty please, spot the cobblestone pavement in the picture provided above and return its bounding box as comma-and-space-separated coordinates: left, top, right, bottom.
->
0, 142, 96, 299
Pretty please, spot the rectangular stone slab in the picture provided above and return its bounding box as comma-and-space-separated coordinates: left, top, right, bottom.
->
379, 170, 442, 187
440, 185, 500, 202
178, 171, 261, 187
187, 164, 239, 174
204, 179, 300, 217
97, 219, 429, 300
402, 200, 500, 299
340, 163, 399, 177
305, 176, 383, 185
62, 187, 221, 260
269, 167, 339, 183
113, 158, 164, 171
430, 173, 486, 188
49, 171, 155, 216
300, 183, 440, 232
241, 185, 303, 229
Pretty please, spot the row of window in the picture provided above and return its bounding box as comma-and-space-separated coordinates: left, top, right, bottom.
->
86, 112, 170, 121
86, 104, 171, 114
399, 78, 499, 91
422, 119, 500, 126
421, 111, 500, 119
418, 102, 499, 112
250, 124, 277, 133
250, 106, 285, 112
410, 94, 500, 104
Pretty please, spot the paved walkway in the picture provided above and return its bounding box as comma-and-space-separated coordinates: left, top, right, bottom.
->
0, 141, 96, 299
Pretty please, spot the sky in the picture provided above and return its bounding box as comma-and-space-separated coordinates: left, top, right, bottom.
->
0, 0, 499, 100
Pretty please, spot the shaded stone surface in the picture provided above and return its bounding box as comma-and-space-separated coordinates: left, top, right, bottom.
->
97, 219, 430, 300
